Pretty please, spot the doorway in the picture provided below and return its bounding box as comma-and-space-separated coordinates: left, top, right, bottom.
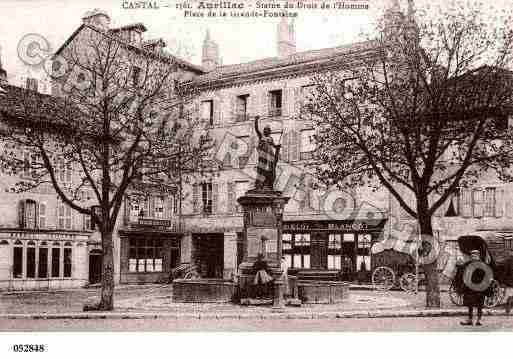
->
193, 234, 224, 278
89, 250, 102, 284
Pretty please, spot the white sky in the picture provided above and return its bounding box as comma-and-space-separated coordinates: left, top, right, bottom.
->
0, 0, 512, 81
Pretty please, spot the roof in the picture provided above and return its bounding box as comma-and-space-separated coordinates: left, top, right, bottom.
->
0, 84, 63, 122
54, 24, 204, 74
189, 40, 378, 87
109, 22, 147, 33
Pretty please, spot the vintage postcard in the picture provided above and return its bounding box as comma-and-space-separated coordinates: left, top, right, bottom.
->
1, 0, 513, 356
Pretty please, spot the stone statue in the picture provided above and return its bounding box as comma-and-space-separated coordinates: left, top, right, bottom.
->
254, 116, 281, 190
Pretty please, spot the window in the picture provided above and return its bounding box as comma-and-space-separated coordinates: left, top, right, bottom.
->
26, 241, 36, 278
13, 241, 23, 278
83, 213, 92, 230
484, 187, 496, 217
22, 151, 34, 178
236, 94, 249, 122
460, 189, 472, 218
39, 202, 46, 229
300, 129, 315, 160
282, 233, 310, 269
132, 66, 142, 87
58, 201, 72, 229
20, 199, 37, 229
58, 160, 72, 184
129, 198, 141, 220
201, 100, 214, 126
51, 246, 60, 277
201, 182, 213, 214
357, 234, 372, 271
64, 243, 72, 278
472, 189, 484, 218
268, 89, 282, 117
38, 245, 48, 278
154, 196, 165, 219
301, 85, 316, 113
128, 238, 163, 273
328, 234, 342, 270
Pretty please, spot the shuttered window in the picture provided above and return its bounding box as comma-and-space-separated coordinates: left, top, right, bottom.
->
472, 189, 484, 218
460, 189, 472, 218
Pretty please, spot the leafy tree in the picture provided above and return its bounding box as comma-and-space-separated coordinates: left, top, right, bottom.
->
305, 1, 513, 307
0, 26, 210, 310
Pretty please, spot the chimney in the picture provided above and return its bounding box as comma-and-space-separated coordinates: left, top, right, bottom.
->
143, 38, 167, 54
82, 9, 111, 31
277, 18, 296, 58
0, 44, 7, 84
202, 30, 220, 72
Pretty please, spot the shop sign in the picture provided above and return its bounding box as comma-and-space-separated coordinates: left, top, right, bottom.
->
283, 221, 371, 232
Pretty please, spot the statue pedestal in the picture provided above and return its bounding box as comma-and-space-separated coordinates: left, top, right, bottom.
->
237, 189, 289, 302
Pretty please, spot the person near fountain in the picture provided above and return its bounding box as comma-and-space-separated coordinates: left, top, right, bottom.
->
253, 253, 273, 298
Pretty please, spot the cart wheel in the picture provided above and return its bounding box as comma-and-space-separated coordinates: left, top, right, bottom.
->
484, 280, 505, 308
372, 266, 395, 291
399, 273, 417, 293
449, 282, 464, 306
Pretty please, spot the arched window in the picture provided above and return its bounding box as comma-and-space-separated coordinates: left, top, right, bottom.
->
63, 242, 72, 278
18, 199, 38, 229
51, 243, 61, 278
13, 240, 23, 278
38, 241, 48, 279
26, 240, 36, 278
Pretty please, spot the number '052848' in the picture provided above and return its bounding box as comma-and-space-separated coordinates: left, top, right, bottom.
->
12, 344, 46, 352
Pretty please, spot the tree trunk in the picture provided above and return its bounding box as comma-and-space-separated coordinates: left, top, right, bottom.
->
418, 216, 441, 308
99, 230, 115, 311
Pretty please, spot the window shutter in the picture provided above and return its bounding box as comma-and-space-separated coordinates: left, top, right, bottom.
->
39, 202, 46, 229
193, 101, 200, 121
294, 87, 301, 118
460, 189, 471, 218
18, 200, 25, 229
65, 205, 72, 229
290, 130, 300, 162
212, 183, 219, 214
214, 97, 222, 125
123, 196, 130, 225
267, 91, 272, 115
192, 184, 199, 214
496, 187, 504, 217
227, 182, 235, 214
230, 96, 237, 122
281, 132, 289, 162
472, 188, 484, 218
166, 196, 173, 219
149, 196, 156, 218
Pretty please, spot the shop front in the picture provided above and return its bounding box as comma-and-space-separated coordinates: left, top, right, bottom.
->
119, 229, 181, 284
282, 219, 386, 282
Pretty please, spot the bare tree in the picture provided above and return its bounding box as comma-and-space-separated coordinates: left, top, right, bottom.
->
305, 2, 513, 307
0, 26, 210, 310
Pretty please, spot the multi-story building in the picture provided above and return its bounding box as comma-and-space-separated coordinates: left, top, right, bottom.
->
0, 69, 100, 290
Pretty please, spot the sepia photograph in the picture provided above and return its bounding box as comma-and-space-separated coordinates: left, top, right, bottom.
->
1, 0, 513, 356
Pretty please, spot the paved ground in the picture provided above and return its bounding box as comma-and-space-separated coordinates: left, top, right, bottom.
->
0, 284, 459, 315
1, 316, 513, 331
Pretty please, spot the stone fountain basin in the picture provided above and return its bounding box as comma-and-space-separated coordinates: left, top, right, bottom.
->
297, 280, 350, 304
172, 278, 236, 303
